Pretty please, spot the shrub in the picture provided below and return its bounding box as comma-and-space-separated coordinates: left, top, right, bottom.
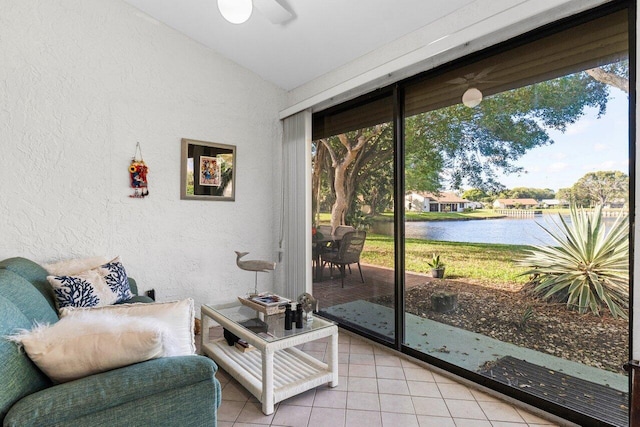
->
518, 204, 629, 318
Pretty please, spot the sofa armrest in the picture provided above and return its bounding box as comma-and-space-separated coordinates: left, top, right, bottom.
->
4, 355, 221, 427
127, 277, 139, 295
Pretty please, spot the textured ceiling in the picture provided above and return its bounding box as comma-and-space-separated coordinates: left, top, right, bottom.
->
122, 0, 477, 90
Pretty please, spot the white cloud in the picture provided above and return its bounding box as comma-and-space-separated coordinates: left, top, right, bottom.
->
547, 162, 569, 173
593, 143, 607, 151
565, 119, 592, 136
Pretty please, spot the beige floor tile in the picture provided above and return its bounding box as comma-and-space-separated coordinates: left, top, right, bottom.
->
416, 414, 456, 427
351, 343, 375, 354
478, 400, 526, 422
349, 364, 377, 378
376, 366, 405, 380
217, 421, 234, 427
379, 393, 415, 414
304, 341, 328, 352
308, 407, 346, 427
314, 389, 348, 409
380, 412, 419, 427
280, 388, 316, 407
345, 409, 383, 427
339, 343, 351, 353
431, 372, 457, 384
235, 401, 276, 425
445, 399, 487, 420
403, 367, 435, 382
515, 408, 559, 425
490, 422, 529, 427
411, 396, 450, 417
217, 400, 246, 422
377, 378, 410, 395
350, 353, 376, 365
221, 381, 252, 402
407, 380, 441, 398
271, 404, 312, 426
374, 354, 402, 367
348, 377, 379, 393
332, 376, 348, 392
437, 383, 475, 400
339, 363, 349, 377
453, 418, 492, 427
400, 358, 422, 368
470, 389, 501, 402
347, 391, 381, 411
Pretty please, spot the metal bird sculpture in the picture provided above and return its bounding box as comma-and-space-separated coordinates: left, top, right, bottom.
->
235, 251, 276, 272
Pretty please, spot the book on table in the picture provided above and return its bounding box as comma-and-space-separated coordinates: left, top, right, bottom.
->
250, 293, 290, 307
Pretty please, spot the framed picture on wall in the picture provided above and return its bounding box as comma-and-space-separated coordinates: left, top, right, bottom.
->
180, 138, 236, 201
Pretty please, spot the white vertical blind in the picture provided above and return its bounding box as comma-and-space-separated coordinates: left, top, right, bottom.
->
279, 110, 313, 300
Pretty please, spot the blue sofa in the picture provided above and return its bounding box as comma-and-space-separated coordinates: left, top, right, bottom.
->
0, 257, 222, 427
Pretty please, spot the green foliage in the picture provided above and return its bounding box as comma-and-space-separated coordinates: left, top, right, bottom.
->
426, 253, 445, 269
518, 306, 535, 331
462, 188, 487, 201
518, 204, 629, 318
571, 171, 628, 207
506, 187, 555, 200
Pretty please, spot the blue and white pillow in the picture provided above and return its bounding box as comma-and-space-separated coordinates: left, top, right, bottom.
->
47, 257, 134, 310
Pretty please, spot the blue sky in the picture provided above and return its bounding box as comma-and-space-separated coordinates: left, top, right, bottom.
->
497, 89, 629, 192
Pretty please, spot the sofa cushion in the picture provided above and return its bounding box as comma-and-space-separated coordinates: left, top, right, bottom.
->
3, 356, 220, 427
0, 295, 52, 423
0, 270, 58, 326
60, 299, 196, 356
47, 257, 134, 310
0, 257, 57, 313
7, 312, 166, 383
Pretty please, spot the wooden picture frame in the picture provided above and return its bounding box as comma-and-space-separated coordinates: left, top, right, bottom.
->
181, 138, 236, 201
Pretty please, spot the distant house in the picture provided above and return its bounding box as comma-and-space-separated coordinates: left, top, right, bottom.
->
405, 192, 470, 212
540, 199, 569, 208
493, 198, 539, 209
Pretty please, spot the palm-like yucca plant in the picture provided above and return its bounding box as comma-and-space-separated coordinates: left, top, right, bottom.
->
518, 204, 629, 318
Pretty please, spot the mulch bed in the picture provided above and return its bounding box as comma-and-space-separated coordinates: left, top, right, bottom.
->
370, 278, 629, 374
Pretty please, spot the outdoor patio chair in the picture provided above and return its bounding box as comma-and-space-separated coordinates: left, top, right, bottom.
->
321, 230, 366, 287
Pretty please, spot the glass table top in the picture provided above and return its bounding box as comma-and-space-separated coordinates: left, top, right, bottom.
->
206, 302, 335, 342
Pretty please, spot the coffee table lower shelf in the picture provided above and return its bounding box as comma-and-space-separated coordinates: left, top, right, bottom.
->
204, 338, 335, 413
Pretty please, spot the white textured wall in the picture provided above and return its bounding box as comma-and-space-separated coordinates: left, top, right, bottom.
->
0, 0, 285, 310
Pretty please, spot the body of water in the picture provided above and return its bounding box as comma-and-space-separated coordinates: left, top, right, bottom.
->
402, 216, 621, 246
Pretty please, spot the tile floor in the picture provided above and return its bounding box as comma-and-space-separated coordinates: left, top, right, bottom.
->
208, 328, 563, 427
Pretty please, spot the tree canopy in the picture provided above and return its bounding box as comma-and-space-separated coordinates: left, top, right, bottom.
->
313, 64, 625, 229
570, 171, 628, 207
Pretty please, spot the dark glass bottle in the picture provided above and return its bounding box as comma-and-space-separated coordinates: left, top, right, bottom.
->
295, 304, 304, 329
284, 304, 293, 330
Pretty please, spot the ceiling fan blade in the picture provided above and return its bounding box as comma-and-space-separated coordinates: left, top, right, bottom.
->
254, 0, 294, 25
475, 66, 496, 80
446, 77, 468, 85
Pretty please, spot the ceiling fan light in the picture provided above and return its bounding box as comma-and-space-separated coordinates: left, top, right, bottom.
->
462, 87, 483, 108
218, 0, 253, 24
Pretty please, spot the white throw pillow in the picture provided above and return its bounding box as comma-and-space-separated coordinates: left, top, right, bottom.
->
43, 256, 112, 276
60, 298, 196, 356
6, 312, 165, 383
47, 257, 134, 310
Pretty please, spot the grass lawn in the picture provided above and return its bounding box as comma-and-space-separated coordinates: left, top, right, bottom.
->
361, 233, 531, 286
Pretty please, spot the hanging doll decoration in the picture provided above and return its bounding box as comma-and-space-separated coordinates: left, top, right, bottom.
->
129, 142, 149, 198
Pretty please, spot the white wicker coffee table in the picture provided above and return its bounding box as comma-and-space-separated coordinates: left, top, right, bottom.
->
201, 302, 339, 415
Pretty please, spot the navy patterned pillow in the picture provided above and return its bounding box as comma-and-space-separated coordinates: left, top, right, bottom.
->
47, 257, 134, 310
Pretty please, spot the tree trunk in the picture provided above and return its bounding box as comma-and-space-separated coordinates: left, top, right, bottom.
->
586, 68, 629, 93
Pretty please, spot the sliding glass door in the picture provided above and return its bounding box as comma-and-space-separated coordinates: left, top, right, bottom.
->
312, 93, 397, 342
402, 9, 630, 425
310, 3, 633, 425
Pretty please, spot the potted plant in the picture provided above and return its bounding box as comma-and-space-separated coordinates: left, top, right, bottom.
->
427, 253, 445, 278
